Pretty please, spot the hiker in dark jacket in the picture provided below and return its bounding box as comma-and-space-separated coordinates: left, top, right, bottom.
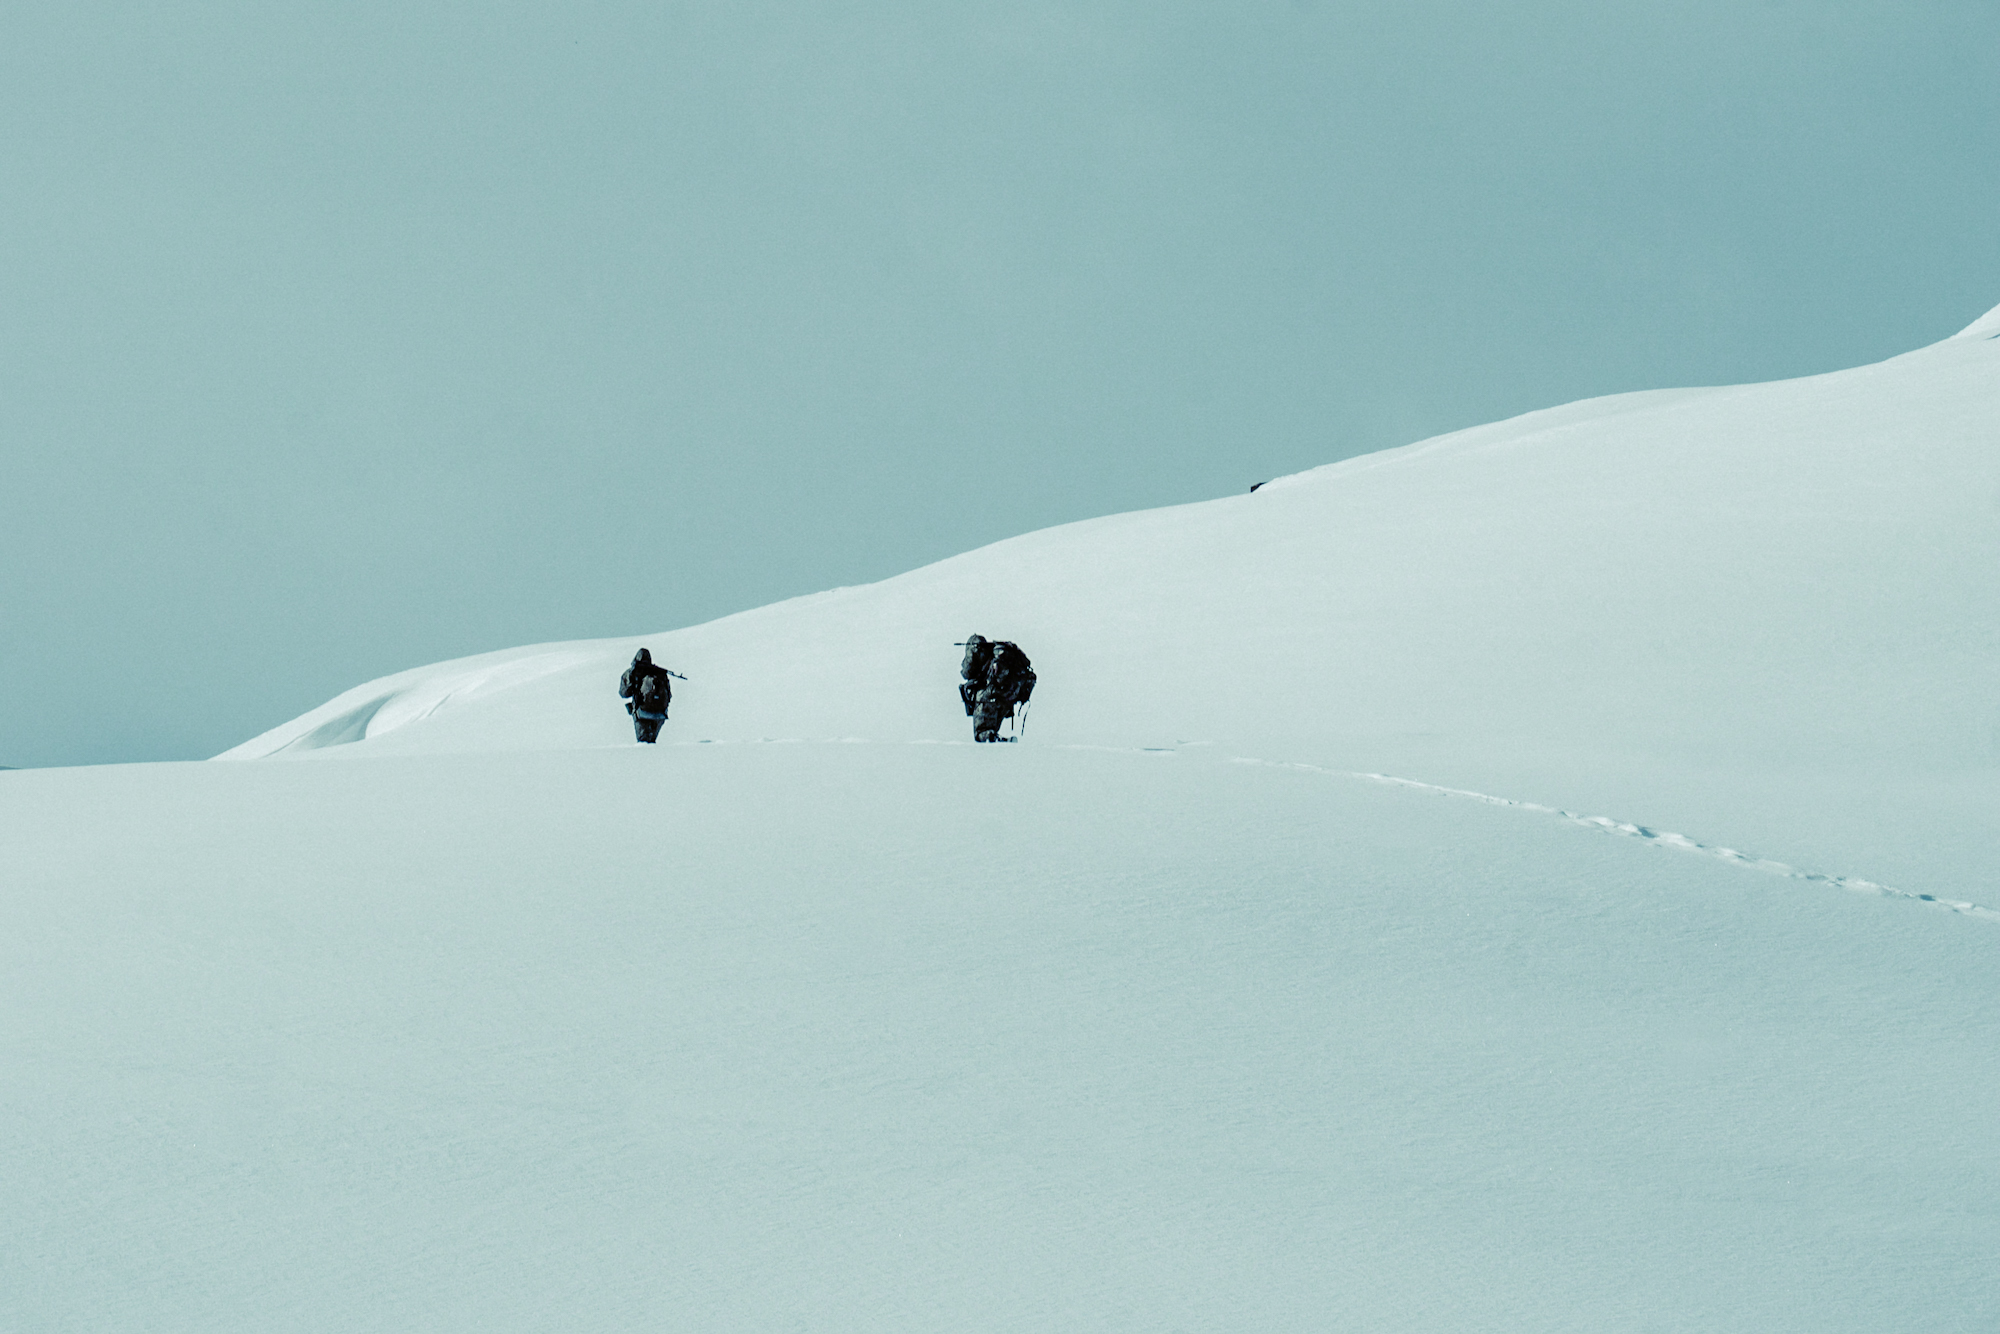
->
619, 647, 674, 743
958, 634, 1036, 743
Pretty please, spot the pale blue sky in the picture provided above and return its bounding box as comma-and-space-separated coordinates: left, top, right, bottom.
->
3, 1, 1996, 767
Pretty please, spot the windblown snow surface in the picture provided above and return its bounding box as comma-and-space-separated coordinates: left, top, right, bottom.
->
5, 308, 1999, 1330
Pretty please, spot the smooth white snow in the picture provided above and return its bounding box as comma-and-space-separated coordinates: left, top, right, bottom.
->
5, 745, 1997, 1330
5, 313, 1998, 1330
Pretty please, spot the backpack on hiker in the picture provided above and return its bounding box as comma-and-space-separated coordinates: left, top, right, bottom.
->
636, 670, 668, 715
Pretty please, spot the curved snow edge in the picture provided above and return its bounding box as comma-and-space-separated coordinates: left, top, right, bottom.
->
214, 645, 612, 760
1953, 298, 2000, 340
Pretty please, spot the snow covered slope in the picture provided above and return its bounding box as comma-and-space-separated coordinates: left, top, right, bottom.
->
224, 309, 2000, 902
5, 744, 1997, 1330
4, 308, 1997, 1329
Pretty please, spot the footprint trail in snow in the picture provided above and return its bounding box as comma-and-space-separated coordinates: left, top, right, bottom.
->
1230, 756, 2000, 923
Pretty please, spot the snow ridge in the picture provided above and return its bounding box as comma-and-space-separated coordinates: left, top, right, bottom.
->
1229, 757, 2000, 923
1953, 298, 2000, 339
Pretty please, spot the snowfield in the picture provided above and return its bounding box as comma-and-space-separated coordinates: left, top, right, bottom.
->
4, 306, 1998, 1329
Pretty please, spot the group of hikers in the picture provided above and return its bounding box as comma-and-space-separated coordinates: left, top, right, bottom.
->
618, 634, 1035, 745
